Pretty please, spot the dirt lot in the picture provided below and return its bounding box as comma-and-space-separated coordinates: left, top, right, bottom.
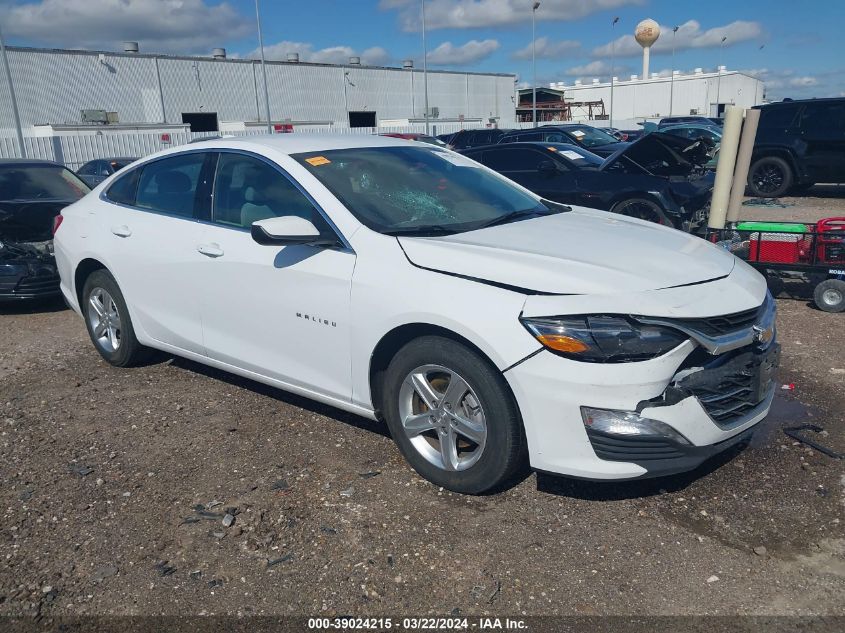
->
1, 193, 844, 619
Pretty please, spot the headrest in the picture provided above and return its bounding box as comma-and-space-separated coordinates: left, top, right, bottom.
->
156, 171, 191, 194
243, 186, 259, 203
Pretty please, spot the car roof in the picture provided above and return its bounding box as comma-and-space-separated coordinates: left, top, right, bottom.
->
0, 158, 64, 167
181, 133, 416, 155
756, 97, 845, 108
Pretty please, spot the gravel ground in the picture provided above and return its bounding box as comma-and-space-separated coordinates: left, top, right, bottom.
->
1, 194, 843, 619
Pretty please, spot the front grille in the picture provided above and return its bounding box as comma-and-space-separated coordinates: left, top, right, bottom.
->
669, 305, 761, 337
673, 346, 779, 424
586, 429, 687, 462
12, 273, 60, 295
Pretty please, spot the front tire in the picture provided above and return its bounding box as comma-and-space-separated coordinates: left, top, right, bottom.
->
82, 270, 149, 366
748, 156, 793, 198
814, 279, 845, 313
382, 336, 526, 494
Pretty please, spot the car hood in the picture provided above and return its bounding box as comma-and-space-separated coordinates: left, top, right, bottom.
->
601, 132, 712, 177
0, 199, 73, 242
398, 207, 736, 295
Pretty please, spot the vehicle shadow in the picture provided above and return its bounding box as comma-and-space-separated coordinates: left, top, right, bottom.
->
0, 297, 67, 315
535, 441, 747, 501
166, 355, 392, 439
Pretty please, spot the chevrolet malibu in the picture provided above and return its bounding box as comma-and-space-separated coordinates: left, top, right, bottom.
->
54, 135, 778, 494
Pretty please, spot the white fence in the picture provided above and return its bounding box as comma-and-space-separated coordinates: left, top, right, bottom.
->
0, 121, 489, 170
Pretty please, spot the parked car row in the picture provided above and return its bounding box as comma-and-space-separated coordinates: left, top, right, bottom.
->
459, 134, 714, 231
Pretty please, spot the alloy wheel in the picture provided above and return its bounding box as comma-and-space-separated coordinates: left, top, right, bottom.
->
753, 163, 785, 195
398, 364, 487, 472
86, 287, 123, 353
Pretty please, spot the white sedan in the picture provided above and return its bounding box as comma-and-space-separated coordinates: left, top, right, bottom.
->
54, 135, 778, 494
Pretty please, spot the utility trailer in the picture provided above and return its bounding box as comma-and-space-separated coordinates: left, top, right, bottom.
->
707, 218, 845, 312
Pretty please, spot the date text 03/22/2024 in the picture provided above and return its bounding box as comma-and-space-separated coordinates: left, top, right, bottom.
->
306, 617, 528, 630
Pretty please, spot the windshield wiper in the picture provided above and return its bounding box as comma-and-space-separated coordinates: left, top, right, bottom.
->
383, 224, 460, 236
473, 206, 563, 231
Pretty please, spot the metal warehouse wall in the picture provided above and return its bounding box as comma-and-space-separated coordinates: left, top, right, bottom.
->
0, 47, 516, 133
553, 72, 763, 121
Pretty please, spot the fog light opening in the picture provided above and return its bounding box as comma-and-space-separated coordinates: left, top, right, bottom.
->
581, 407, 691, 445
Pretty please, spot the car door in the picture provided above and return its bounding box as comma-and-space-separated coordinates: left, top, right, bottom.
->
481, 147, 578, 203
97, 151, 211, 355
196, 151, 355, 401
797, 101, 845, 182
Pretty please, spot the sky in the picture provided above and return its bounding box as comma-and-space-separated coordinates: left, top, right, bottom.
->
0, 0, 843, 101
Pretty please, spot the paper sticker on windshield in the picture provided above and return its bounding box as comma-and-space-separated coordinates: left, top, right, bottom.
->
561, 150, 584, 160
570, 130, 585, 138
305, 156, 331, 166
434, 152, 480, 168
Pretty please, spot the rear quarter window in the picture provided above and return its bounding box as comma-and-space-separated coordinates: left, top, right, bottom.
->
105, 168, 141, 206
758, 105, 799, 129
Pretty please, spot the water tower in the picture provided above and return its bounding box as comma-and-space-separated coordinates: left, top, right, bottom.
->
635, 19, 660, 80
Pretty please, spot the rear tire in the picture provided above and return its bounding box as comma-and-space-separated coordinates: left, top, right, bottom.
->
748, 156, 793, 198
814, 279, 845, 313
381, 336, 526, 494
82, 270, 149, 366
611, 198, 674, 227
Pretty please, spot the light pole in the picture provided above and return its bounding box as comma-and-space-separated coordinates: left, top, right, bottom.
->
532, 2, 540, 127
669, 25, 678, 116
0, 22, 25, 157
421, 0, 429, 134
254, 0, 272, 133
609, 16, 619, 127
716, 35, 727, 116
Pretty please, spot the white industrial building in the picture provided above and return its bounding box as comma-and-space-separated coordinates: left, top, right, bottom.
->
0, 45, 517, 137
550, 67, 764, 126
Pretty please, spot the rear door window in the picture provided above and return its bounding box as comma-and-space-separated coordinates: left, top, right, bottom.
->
799, 102, 845, 135
483, 148, 546, 172
135, 153, 207, 218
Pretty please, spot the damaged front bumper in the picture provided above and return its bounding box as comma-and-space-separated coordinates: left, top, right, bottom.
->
0, 240, 61, 301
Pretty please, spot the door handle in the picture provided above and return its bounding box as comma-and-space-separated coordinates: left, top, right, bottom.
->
110, 225, 131, 237
197, 243, 224, 258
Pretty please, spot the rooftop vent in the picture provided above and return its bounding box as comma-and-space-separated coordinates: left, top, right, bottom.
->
287, 53, 299, 63
403, 59, 414, 69
592, 78, 600, 84
212, 48, 226, 59
123, 41, 139, 54
694, 67, 704, 75
630, 74, 638, 81
349, 56, 361, 65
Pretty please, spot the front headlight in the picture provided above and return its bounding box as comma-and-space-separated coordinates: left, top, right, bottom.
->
520, 315, 687, 363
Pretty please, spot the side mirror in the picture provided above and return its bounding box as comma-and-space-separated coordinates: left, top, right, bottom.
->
538, 160, 558, 177
251, 216, 337, 247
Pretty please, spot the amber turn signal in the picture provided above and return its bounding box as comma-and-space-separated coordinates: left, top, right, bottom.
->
535, 334, 590, 354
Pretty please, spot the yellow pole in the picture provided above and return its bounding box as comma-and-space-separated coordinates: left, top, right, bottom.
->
726, 108, 761, 223
708, 105, 743, 229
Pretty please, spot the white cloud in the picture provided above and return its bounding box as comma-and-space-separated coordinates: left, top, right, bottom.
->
384, 0, 643, 31
0, 0, 252, 54
564, 60, 614, 76
592, 19, 764, 58
427, 39, 500, 65
252, 41, 392, 66
512, 37, 581, 61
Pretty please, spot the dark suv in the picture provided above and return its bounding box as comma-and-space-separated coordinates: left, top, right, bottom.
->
448, 128, 510, 150
749, 98, 845, 197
